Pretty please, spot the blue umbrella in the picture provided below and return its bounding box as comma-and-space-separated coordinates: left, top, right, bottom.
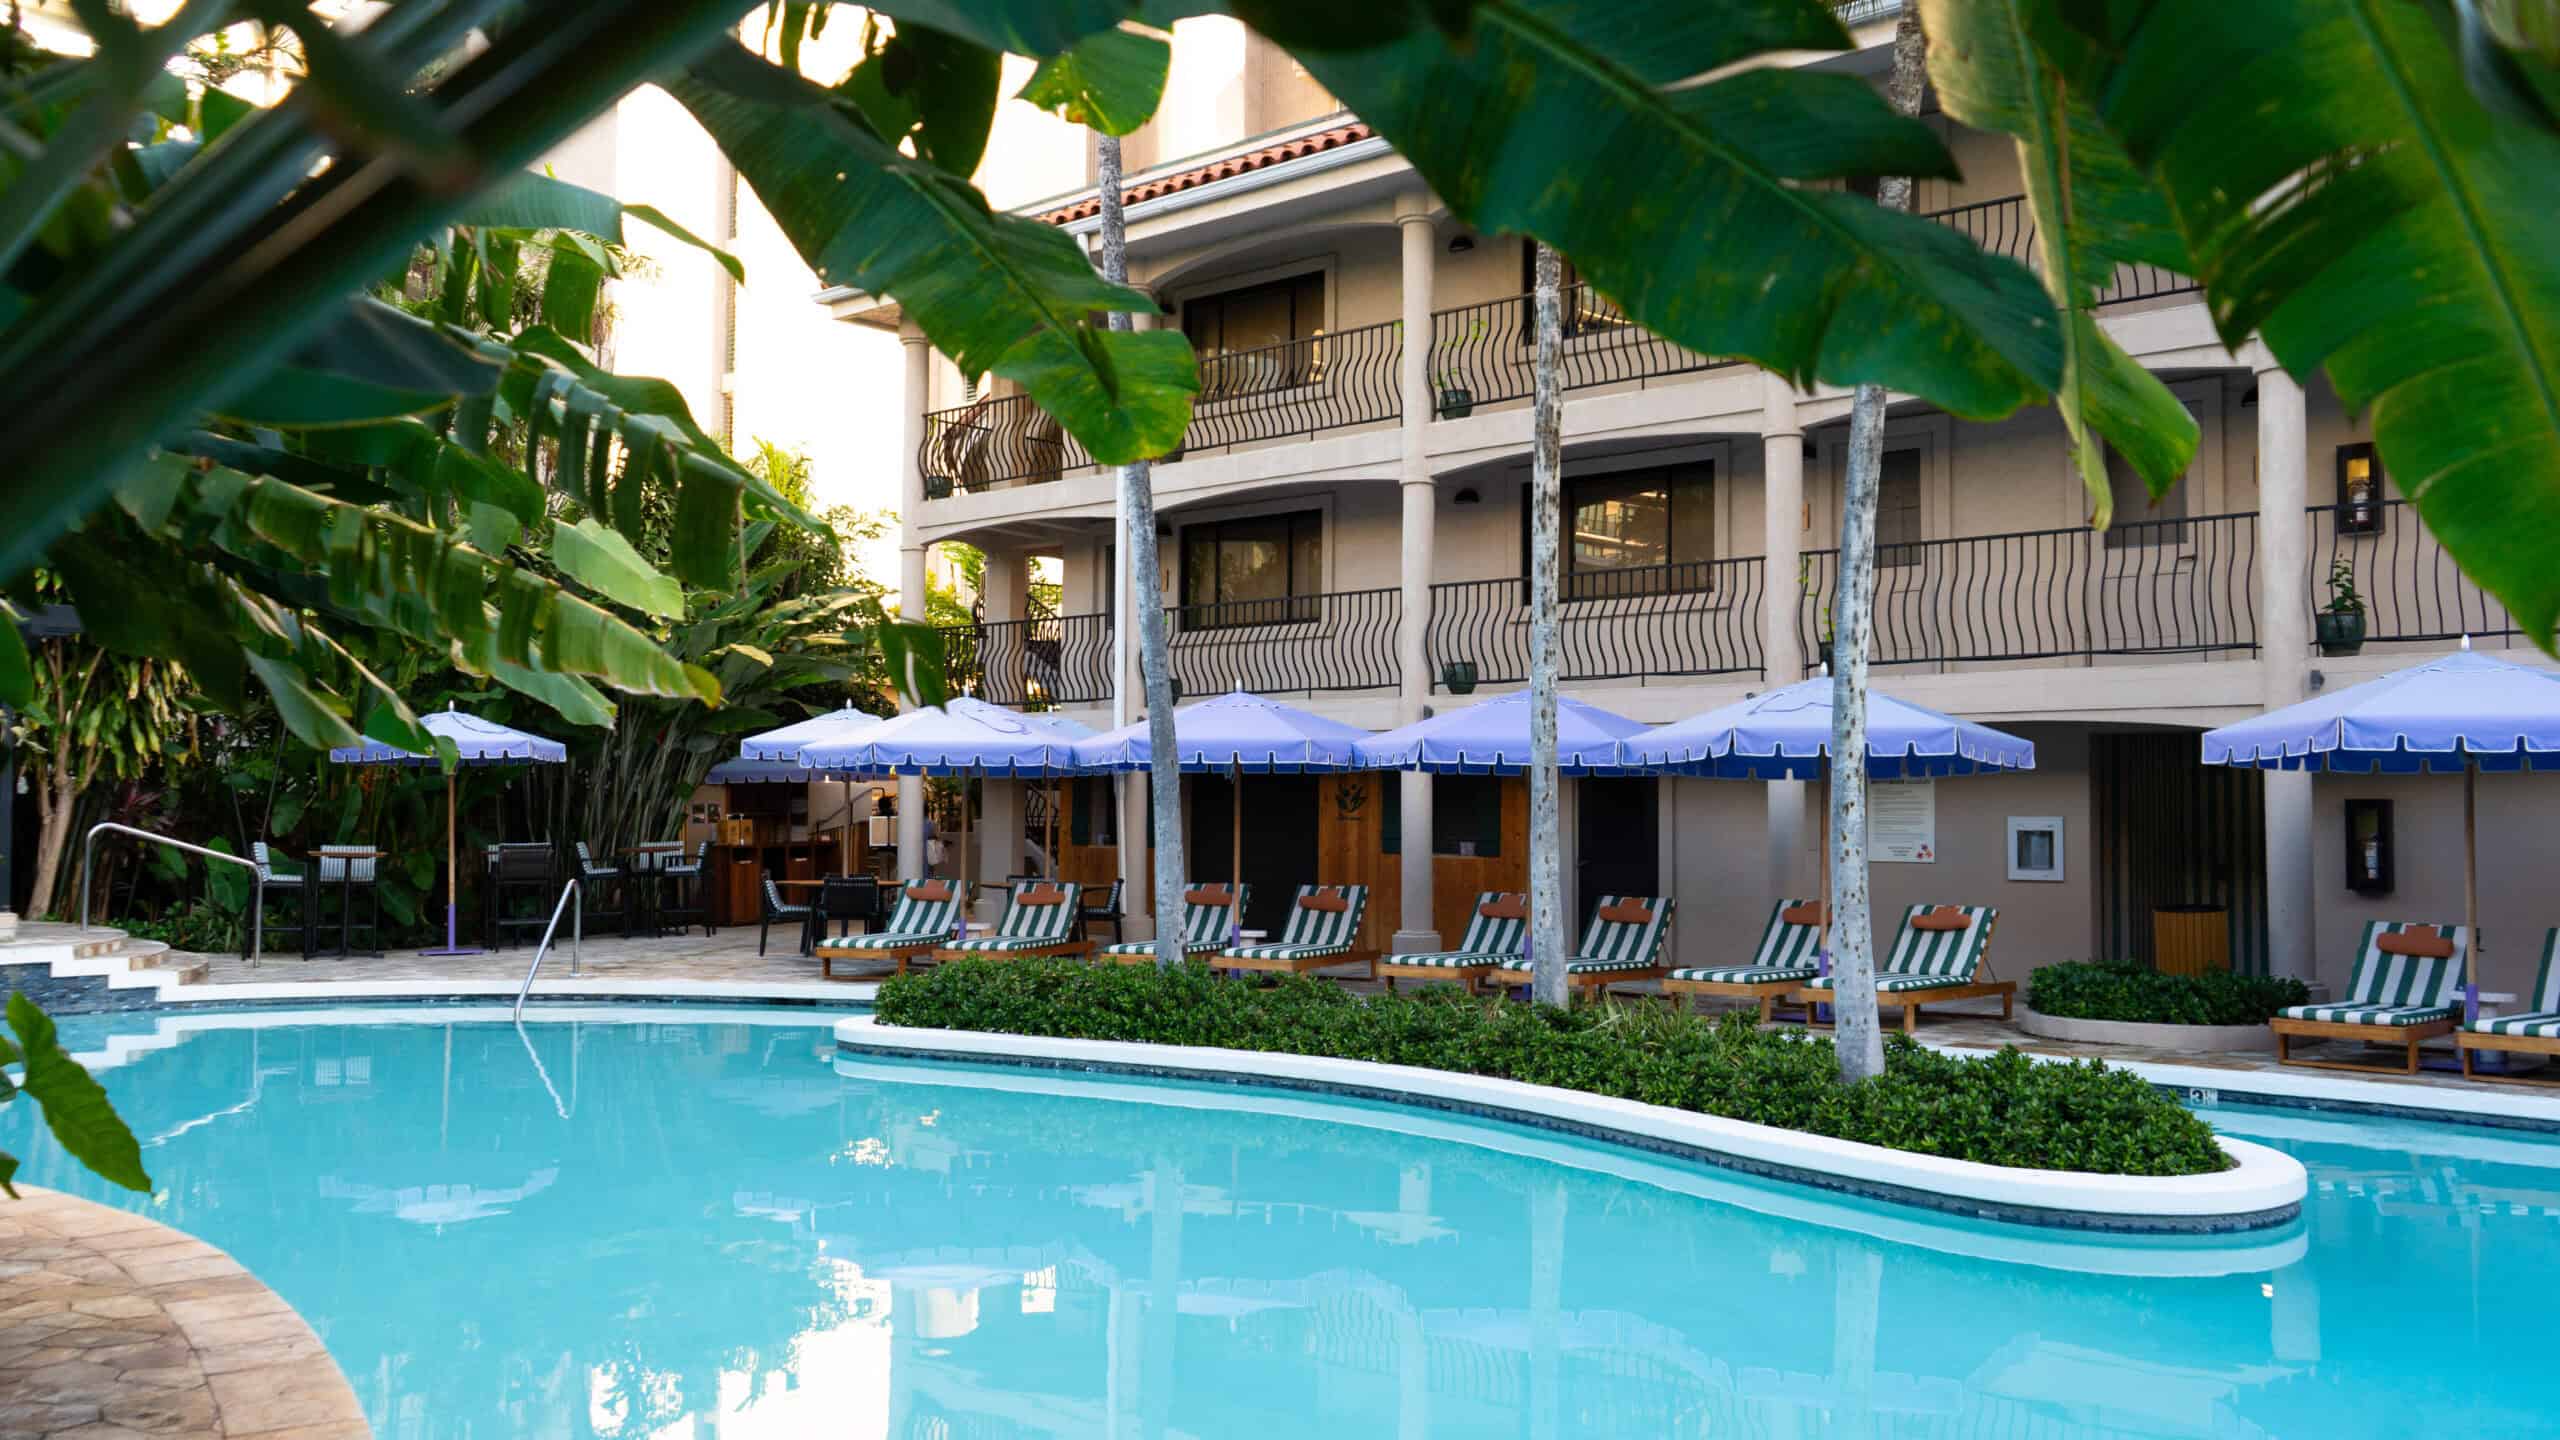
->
328, 705, 567, 956
1072, 691, 1374, 943
2201, 645, 2560, 1015
1353, 688, 1646, 774
703, 757, 816, 785
1618, 676, 2036, 779
800, 696, 1097, 895
737, 703, 883, 763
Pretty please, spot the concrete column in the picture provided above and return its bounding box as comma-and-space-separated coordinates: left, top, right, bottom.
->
1760, 372, 1810, 904
2256, 357, 2316, 981
897, 322, 932, 882
1115, 308, 1155, 936
1393, 198, 1441, 952
975, 547, 1030, 909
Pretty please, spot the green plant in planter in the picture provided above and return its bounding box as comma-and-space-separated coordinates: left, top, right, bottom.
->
1432, 317, 1486, 418
2028, 961, 2310, 1028
2318, 556, 2367, 657
1800, 554, 1834, 672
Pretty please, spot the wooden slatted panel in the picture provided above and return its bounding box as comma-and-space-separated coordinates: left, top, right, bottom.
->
2093, 732, 2268, 975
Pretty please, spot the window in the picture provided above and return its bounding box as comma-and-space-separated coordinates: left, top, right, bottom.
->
1180, 509, 1323, 624
1522, 463, 1715, 598
1518, 243, 1627, 338
1875, 448, 1924, 569
1181, 273, 1325, 394
2102, 442, 2189, 547
2007, 816, 2065, 882
1068, 776, 1118, 847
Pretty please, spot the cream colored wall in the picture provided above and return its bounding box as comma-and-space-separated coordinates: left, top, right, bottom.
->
2308, 769, 2560, 999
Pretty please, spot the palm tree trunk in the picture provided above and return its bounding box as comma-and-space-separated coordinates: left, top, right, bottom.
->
1527, 241, 1568, 1007
1828, 4, 1930, 1083
1097, 133, 1189, 971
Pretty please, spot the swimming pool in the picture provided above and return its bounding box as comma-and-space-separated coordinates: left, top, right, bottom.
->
8, 1007, 2554, 1438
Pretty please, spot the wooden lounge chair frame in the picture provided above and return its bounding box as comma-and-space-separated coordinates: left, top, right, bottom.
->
1377, 893, 1528, 994
1219, 885, 1375, 978
816, 880, 956, 979
1791, 906, 2013, 1034
1488, 896, 1676, 1001
928, 882, 1090, 963
1663, 898, 1827, 1022
1094, 884, 1247, 967
2268, 922, 2468, 1074
2457, 1029, 2560, 1082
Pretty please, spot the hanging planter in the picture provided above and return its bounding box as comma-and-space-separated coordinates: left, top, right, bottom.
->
1440, 660, 1479, 695
1436, 387, 1474, 420
923, 473, 954, 500
2317, 609, 2366, 657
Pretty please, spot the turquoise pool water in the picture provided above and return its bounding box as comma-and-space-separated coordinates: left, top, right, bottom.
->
7, 1008, 2556, 1438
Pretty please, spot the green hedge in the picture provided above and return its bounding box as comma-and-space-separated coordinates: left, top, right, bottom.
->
875, 960, 2230, 1177
2028, 961, 2309, 1027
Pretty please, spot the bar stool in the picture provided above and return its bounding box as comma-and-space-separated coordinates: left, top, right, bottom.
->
574, 842, 629, 935
313, 846, 381, 958
657, 841, 712, 936
249, 842, 307, 959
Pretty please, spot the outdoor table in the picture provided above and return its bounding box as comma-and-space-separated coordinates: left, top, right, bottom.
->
310, 848, 385, 960
622, 843, 684, 935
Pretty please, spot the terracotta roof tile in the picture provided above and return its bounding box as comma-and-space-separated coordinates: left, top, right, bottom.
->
1034, 121, 1375, 226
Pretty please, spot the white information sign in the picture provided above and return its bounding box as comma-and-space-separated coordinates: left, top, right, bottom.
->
1870, 780, 1937, 863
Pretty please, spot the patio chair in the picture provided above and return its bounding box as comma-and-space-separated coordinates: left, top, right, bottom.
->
935, 880, 1087, 961
811, 875, 881, 949
1663, 898, 1827, 1021
2457, 928, 2560, 1081
247, 842, 307, 960
1219, 884, 1373, 977
574, 842, 630, 936
2270, 920, 2469, 1073
650, 840, 711, 937
815, 879, 961, 979
311, 845, 382, 958
1491, 895, 1676, 997
1096, 883, 1249, 965
1377, 892, 1529, 993
489, 845, 559, 949
1794, 903, 2009, 1034
757, 873, 815, 957
1076, 878, 1125, 947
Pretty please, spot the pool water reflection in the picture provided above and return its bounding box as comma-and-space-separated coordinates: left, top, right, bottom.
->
7, 1010, 2557, 1439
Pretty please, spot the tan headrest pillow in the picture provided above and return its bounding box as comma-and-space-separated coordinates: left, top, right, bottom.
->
907, 881, 953, 903
1185, 886, 1237, 906
1780, 902, 1828, 927
1597, 902, 1655, 925
1479, 895, 1529, 920
1909, 906, 1972, 932
1299, 890, 1351, 913
1018, 883, 1069, 907
2378, 927, 2455, 958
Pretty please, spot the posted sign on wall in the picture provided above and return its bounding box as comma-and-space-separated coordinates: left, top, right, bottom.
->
1871, 780, 1937, 863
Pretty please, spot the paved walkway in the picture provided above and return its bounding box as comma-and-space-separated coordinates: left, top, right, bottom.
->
0, 1187, 365, 1439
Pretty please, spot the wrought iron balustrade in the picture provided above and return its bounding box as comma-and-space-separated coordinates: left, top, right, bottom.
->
1428, 558, 1765, 688
1796, 511, 2259, 670
919, 393, 1093, 494
2311, 499, 2520, 646
1927, 194, 2200, 306
943, 611, 1117, 707
1427, 283, 1730, 411
1165, 587, 1402, 695
1185, 317, 1402, 452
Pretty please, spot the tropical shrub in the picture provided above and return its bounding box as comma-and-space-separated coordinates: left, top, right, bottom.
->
2029, 962, 2310, 1028
875, 960, 2230, 1177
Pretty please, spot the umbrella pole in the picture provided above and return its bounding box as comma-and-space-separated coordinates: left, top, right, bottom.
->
2464, 759, 2481, 1022
1231, 761, 1244, 945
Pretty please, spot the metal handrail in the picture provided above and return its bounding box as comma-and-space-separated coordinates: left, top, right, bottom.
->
79, 822, 264, 967
512, 878, 582, 1021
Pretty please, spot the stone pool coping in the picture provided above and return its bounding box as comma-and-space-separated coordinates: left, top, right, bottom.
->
0, 1186, 368, 1438
833, 1016, 2308, 1234
2017, 1009, 2275, 1052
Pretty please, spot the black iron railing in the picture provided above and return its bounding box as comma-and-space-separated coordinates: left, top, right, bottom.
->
1832, 0, 1902, 21
1928, 194, 2201, 306
949, 611, 1117, 707
1427, 282, 1729, 411
1186, 317, 1402, 451
919, 393, 1093, 494
1166, 587, 1402, 694
1429, 559, 1765, 688
2311, 498, 2520, 645
1796, 511, 2259, 669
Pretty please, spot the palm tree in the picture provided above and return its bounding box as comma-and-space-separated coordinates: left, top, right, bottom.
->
1095, 132, 1189, 970
1826, 5, 1932, 1082
1526, 241, 1567, 1007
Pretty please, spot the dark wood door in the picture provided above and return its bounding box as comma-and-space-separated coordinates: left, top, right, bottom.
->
1574, 776, 1660, 931
1194, 773, 1321, 937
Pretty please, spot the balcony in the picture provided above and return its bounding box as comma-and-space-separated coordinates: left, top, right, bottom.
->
2312, 498, 2522, 648
1428, 558, 1766, 688
1168, 587, 1403, 695
939, 611, 1115, 708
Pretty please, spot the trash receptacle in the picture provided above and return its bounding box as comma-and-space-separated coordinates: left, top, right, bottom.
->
2154, 905, 2231, 975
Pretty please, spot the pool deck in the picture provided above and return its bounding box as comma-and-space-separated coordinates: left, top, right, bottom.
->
31, 922, 2556, 1118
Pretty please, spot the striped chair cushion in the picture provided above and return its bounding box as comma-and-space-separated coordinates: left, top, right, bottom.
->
945, 935, 1074, 953
879, 887, 960, 939
1228, 885, 1367, 959
2470, 1011, 2560, 1039
316, 849, 377, 883
1668, 963, 1818, 985
983, 881, 1082, 944
1495, 896, 1673, 974
1450, 893, 1529, 957
1098, 884, 1253, 955
2279, 1002, 2455, 1027
1099, 938, 1225, 957
831, 930, 949, 951
1495, 955, 1665, 976
1749, 898, 1826, 970
1804, 972, 1973, 994
1385, 951, 1505, 968
2318, 921, 2470, 1017
1877, 904, 1997, 981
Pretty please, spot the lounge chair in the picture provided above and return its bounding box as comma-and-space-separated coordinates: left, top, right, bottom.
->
1794, 903, 2008, 1033
1377, 892, 1529, 993
2268, 920, 2469, 1073
1220, 884, 1373, 976
933, 880, 1087, 961
1662, 897, 1826, 1021
814, 880, 960, 979
1491, 895, 1676, 996
2457, 928, 2560, 1082
1096, 883, 1250, 965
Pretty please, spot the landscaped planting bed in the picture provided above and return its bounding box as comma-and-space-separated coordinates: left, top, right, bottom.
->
2028, 962, 2309, 1027
876, 959, 2232, 1177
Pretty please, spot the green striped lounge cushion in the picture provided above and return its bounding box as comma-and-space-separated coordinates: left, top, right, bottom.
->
1497, 896, 1674, 974
2468, 928, 2560, 1038
1668, 898, 1824, 985
834, 884, 960, 951
2281, 920, 2469, 1026
1385, 892, 1527, 967
1099, 884, 1252, 957
1227, 885, 1368, 961
1803, 904, 1996, 993
946, 881, 1084, 953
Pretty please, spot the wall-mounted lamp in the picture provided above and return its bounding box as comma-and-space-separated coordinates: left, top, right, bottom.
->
1156, 522, 1172, 538
1448, 234, 1476, 254
1453, 487, 1481, 506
